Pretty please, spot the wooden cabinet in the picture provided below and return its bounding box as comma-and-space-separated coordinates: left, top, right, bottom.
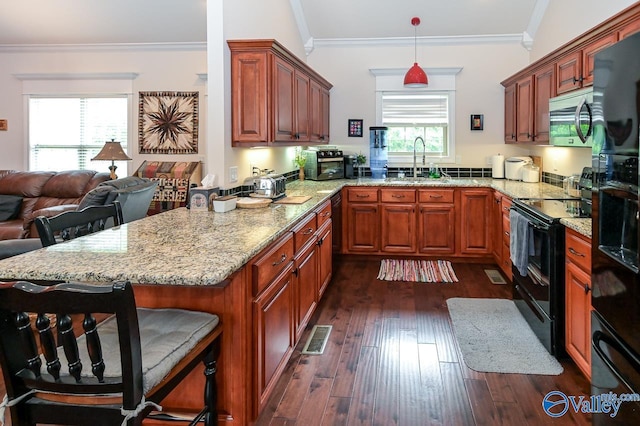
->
498, 195, 513, 280
459, 189, 492, 255
317, 220, 333, 300
345, 188, 380, 253
381, 189, 417, 253
557, 34, 617, 94
516, 76, 534, 142
504, 65, 555, 145
533, 64, 555, 143
418, 189, 455, 254
252, 233, 295, 410
293, 237, 317, 341
504, 83, 516, 142
330, 192, 342, 253
228, 39, 332, 147
565, 228, 592, 380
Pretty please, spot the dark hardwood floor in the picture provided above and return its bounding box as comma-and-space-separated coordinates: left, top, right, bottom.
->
256, 257, 593, 426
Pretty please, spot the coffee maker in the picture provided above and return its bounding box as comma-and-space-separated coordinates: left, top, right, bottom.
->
343, 155, 357, 179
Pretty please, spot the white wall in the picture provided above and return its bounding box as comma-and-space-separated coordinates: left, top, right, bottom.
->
307, 42, 532, 168
0, 47, 207, 174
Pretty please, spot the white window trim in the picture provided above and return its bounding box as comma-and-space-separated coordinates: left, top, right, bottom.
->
17, 73, 136, 172
370, 67, 462, 165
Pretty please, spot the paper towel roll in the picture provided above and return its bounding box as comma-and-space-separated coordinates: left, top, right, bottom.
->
492, 154, 505, 179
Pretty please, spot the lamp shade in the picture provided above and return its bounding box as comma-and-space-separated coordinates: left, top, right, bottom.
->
404, 63, 428, 87
92, 140, 132, 161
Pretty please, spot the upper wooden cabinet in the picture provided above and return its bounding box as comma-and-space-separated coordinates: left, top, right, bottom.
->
501, 3, 640, 143
556, 34, 617, 94
228, 39, 333, 147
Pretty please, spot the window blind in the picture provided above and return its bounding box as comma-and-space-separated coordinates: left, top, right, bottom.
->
381, 92, 448, 126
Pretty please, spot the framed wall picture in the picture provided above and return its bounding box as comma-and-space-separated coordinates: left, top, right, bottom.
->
139, 91, 199, 154
348, 119, 363, 137
470, 114, 484, 131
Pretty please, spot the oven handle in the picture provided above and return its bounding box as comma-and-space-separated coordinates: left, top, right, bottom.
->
527, 220, 550, 232
527, 263, 549, 287
592, 330, 640, 393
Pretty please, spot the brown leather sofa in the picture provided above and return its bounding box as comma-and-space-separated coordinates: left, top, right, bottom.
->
0, 170, 110, 240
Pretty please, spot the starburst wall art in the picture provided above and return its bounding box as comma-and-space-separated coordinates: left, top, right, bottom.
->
138, 91, 199, 154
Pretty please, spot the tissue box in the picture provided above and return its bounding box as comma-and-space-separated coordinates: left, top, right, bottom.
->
213, 195, 237, 213
189, 187, 219, 211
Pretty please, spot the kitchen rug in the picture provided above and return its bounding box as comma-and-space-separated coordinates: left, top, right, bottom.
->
446, 298, 563, 375
376, 259, 458, 283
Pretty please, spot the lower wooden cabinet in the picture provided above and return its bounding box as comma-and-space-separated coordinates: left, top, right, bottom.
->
418, 189, 455, 255
492, 191, 513, 280
381, 203, 417, 253
317, 219, 333, 300
565, 228, 592, 380
346, 203, 379, 252
254, 261, 294, 409
459, 188, 493, 255
294, 238, 318, 341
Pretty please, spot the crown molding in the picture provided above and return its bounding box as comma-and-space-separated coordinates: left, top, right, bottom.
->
314, 34, 523, 48
0, 42, 206, 53
13, 72, 139, 81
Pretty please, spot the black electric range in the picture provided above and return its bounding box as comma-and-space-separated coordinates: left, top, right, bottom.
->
510, 196, 590, 357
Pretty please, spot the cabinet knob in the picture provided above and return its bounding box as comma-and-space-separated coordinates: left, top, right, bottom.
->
356, 194, 370, 198
392, 194, 405, 198
584, 284, 591, 294
303, 227, 314, 235
272, 253, 287, 266
430, 194, 443, 199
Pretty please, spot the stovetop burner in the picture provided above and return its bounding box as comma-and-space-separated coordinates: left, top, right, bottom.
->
514, 198, 590, 223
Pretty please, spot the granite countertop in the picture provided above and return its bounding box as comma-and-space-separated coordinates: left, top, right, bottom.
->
0, 178, 591, 286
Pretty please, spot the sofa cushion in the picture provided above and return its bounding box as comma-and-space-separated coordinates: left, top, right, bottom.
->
0, 195, 23, 221
77, 186, 113, 210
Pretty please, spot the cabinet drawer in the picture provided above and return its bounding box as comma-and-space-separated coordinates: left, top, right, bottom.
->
315, 200, 332, 228
503, 215, 511, 246
252, 233, 294, 295
418, 189, 454, 203
347, 187, 379, 202
566, 229, 591, 273
381, 188, 416, 203
292, 213, 317, 253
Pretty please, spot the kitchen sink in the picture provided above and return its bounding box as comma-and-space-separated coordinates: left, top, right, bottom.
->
384, 176, 449, 183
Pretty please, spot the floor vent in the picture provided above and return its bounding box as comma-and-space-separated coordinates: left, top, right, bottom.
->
484, 269, 507, 285
301, 325, 332, 355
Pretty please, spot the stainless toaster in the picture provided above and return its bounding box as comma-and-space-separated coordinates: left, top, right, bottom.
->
251, 175, 286, 199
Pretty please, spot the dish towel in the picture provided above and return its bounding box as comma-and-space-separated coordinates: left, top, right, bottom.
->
509, 209, 533, 276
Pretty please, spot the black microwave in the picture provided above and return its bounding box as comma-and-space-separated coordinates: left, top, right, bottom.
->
549, 88, 593, 147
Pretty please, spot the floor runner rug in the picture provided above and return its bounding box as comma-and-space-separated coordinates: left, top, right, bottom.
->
377, 259, 458, 283
446, 298, 563, 375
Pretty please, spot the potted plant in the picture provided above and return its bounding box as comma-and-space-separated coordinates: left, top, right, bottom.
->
294, 148, 307, 181
356, 153, 366, 179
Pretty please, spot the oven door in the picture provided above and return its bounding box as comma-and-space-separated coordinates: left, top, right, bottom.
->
592, 310, 640, 424
315, 159, 344, 180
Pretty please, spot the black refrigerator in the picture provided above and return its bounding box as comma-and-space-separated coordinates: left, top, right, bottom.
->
591, 32, 640, 424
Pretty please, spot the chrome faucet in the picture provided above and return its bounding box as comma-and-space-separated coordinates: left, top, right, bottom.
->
413, 136, 426, 178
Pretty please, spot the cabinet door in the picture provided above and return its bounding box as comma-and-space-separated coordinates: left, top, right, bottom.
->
273, 57, 295, 142
331, 192, 342, 253
254, 262, 294, 408
533, 65, 555, 143
381, 204, 417, 253
346, 203, 379, 253
504, 83, 517, 143
294, 70, 311, 142
566, 260, 592, 380
294, 239, 317, 341
309, 80, 323, 143
516, 76, 533, 142
556, 51, 582, 95
317, 220, 333, 300
459, 189, 492, 255
321, 86, 330, 142
491, 192, 503, 260
582, 34, 617, 87
418, 204, 455, 254
231, 51, 269, 145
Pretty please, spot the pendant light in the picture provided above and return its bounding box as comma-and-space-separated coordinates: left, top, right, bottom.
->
404, 17, 428, 88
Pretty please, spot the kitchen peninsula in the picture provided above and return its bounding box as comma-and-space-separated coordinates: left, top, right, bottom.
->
0, 177, 591, 424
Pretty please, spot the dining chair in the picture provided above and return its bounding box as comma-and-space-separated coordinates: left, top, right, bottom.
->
35, 201, 124, 247
0, 280, 222, 426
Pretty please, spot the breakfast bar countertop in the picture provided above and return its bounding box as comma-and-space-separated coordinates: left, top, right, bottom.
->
0, 178, 589, 286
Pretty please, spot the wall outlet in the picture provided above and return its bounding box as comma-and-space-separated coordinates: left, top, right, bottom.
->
229, 166, 238, 183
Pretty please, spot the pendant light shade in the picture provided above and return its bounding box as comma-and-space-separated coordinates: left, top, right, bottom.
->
404, 17, 428, 88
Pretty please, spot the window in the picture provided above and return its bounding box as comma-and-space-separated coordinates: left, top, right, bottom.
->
382, 91, 451, 159
28, 96, 128, 172
371, 67, 461, 165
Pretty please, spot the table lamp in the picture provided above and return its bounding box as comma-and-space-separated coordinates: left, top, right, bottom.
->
91, 139, 132, 179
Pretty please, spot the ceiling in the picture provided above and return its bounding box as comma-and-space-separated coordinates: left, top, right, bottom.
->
0, 0, 543, 46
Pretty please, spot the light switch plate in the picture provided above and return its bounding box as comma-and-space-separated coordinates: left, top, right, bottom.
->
229, 166, 238, 183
